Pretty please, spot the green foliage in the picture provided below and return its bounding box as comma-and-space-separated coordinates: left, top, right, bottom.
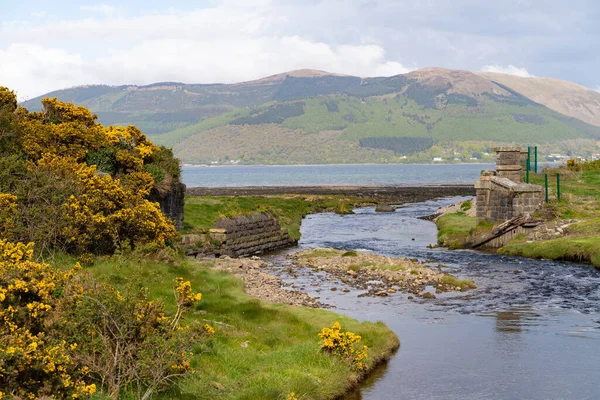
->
512, 114, 548, 125
446, 93, 477, 107
460, 201, 472, 212
359, 137, 434, 155
85, 147, 118, 175
231, 102, 305, 125
342, 251, 358, 257
146, 146, 181, 181
144, 163, 166, 183
274, 76, 361, 101
0, 154, 27, 193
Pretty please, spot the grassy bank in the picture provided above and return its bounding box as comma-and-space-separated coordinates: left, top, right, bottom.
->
499, 237, 600, 267
435, 212, 477, 249
498, 164, 600, 267
184, 195, 373, 240
80, 255, 399, 399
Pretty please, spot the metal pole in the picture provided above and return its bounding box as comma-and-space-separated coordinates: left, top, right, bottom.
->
545, 173, 549, 203
526, 147, 531, 183
557, 173, 561, 201
534, 146, 538, 174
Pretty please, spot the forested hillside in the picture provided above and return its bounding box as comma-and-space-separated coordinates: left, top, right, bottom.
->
22, 68, 600, 164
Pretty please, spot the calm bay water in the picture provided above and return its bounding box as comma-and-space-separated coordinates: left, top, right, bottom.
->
182, 163, 493, 187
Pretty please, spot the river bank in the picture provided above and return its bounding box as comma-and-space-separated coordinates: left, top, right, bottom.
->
83, 253, 400, 399
433, 195, 600, 268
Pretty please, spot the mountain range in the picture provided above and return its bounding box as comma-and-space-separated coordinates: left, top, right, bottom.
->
22, 68, 600, 164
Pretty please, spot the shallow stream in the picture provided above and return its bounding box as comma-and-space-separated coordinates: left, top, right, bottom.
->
265, 197, 600, 400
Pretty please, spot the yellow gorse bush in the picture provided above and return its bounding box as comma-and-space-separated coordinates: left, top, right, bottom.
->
1, 238, 207, 398
0, 239, 95, 399
58, 276, 205, 398
0, 194, 17, 240
0, 87, 177, 255
318, 321, 368, 370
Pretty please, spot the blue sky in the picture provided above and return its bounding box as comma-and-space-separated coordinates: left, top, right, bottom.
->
1, 0, 598, 99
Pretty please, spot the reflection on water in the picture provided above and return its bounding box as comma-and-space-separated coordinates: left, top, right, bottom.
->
495, 310, 524, 333
342, 361, 392, 400
267, 196, 600, 400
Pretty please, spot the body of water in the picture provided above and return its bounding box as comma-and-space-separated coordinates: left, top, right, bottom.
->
182, 164, 494, 187
266, 198, 600, 400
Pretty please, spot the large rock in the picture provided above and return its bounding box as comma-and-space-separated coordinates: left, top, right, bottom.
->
375, 204, 395, 212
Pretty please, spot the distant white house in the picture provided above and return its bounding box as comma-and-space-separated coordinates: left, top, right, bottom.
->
433, 157, 443, 162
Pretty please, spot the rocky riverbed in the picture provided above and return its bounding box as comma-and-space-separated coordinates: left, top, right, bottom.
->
197, 255, 326, 308
287, 248, 476, 298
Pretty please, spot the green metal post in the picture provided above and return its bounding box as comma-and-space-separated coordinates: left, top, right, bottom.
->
557, 173, 561, 201
526, 147, 531, 183
545, 174, 549, 203
534, 146, 538, 173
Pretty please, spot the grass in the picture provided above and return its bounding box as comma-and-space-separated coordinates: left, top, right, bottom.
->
499, 237, 600, 268
70, 254, 399, 399
435, 212, 477, 249
184, 196, 372, 240
439, 275, 477, 291
300, 248, 341, 258
528, 169, 600, 200
348, 263, 406, 272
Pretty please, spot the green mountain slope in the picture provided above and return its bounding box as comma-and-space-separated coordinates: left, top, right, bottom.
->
21, 68, 600, 164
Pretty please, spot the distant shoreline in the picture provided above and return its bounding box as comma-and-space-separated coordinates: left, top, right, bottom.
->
186, 185, 476, 203
182, 162, 492, 168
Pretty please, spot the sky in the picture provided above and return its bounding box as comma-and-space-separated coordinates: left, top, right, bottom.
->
1, 0, 598, 99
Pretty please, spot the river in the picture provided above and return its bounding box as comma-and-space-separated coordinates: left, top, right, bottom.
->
265, 197, 600, 400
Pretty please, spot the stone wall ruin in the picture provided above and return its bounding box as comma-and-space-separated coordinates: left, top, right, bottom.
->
475, 147, 543, 223
184, 212, 297, 258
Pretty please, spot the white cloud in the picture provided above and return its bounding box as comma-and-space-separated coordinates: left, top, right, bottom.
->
481, 64, 535, 77
80, 4, 115, 16
0, 44, 92, 100
31, 11, 48, 18
0, 3, 413, 100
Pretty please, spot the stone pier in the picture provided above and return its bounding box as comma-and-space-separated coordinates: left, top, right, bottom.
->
475, 147, 543, 223
495, 146, 523, 183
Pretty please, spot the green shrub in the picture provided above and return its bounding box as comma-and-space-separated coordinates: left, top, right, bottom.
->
85, 147, 118, 175
460, 200, 472, 211
144, 163, 166, 183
